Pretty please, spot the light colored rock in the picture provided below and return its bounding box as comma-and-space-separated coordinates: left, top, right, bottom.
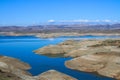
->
0, 62, 9, 72
77, 40, 101, 47
65, 56, 104, 72
98, 62, 120, 80
37, 70, 77, 80
34, 39, 120, 80
59, 40, 78, 45
65, 47, 110, 57
34, 45, 76, 55
0, 56, 33, 80
34, 40, 101, 56
65, 52, 120, 80
0, 56, 78, 80
0, 56, 30, 70
104, 46, 120, 52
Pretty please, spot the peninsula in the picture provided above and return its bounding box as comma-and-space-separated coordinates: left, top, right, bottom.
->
34, 39, 120, 80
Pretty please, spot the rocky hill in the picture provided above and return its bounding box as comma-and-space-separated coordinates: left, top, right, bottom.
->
0, 24, 120, 33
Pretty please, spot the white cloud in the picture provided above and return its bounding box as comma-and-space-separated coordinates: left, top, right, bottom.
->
102, 19, 111, 22
47, 19, 116, 23
48, 19, 55, 23
59, 19, 90, 22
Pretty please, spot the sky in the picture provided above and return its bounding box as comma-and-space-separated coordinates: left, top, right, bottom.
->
0, 0, 120, 26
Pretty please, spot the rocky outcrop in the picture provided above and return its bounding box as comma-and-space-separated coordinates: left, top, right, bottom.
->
0, 56, 35, 80
0, 70, 22, 80
64, 39, 120, 80
37, 70, 77, 80
0, 56, 30, 71
98, 62, 120, 80
90, 40, 120, 47
34, 40, 79, 55
34, 40, 101, 56
34, 45, 76, 55
65, 54, 104, 72
34, 39, 120, 80
0, 56, 77, 80
65, 52, 120, 80
64, 47, 110, 57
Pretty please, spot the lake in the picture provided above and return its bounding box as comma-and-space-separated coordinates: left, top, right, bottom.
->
0, 35, 118, 80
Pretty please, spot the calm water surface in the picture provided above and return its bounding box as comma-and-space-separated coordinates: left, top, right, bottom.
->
0, 35, 118, 80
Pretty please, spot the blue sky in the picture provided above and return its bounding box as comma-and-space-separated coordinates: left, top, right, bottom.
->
0, 0, 120, 25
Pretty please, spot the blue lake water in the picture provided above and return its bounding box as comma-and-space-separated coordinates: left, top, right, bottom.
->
0, 35, 119, 80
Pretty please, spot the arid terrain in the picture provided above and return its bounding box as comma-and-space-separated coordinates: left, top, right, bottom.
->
1, 0, 120, 80
0, 56, 77, 80
0, 23, 120, 80
34, 39, 120, 80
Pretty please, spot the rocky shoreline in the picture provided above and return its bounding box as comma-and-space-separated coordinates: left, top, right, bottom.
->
1, 36, 120, 80
34, 39, 120, 80
1, 32, 120, 38
0, 55, 77, 80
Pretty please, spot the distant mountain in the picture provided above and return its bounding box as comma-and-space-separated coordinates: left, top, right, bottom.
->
0, 23, 120, 33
